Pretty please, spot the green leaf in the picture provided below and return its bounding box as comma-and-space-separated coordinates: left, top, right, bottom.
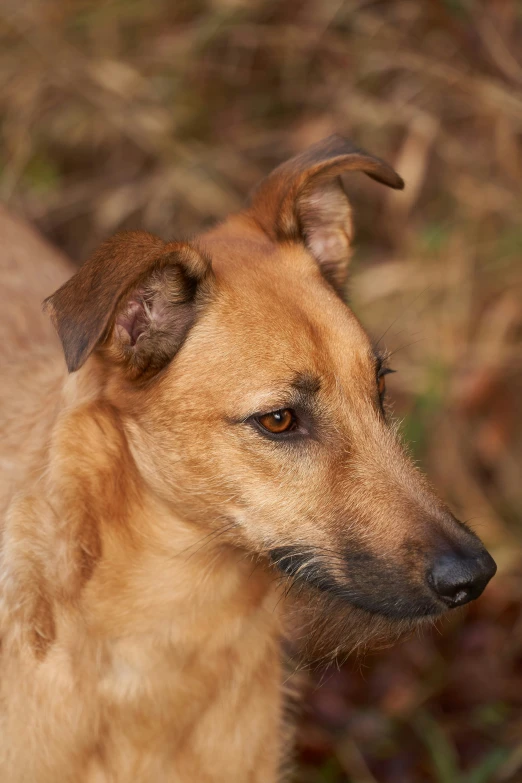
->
413, 711, 461, 783
463, 748, 510, 783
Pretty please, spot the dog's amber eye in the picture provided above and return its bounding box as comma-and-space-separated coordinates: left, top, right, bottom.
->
377, 366, 394, 398
256, 409, 296, 434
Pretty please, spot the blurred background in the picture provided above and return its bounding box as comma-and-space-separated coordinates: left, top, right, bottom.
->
1, 0, 521, 780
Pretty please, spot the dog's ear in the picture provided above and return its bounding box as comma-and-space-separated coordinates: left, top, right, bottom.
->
44, 231, 211, 376
248, 135, 404, 289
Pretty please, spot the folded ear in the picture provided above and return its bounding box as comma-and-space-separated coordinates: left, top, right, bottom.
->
44, 231, 211, 377
248, 135, 404, 289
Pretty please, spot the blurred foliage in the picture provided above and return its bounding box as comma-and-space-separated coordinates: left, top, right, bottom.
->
1, 0, 521, 781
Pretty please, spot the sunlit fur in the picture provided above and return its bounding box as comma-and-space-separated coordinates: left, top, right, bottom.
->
0, 138, 493, 782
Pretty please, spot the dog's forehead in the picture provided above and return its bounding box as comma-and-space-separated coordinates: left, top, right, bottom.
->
195, 216, 376, 384
198, 214, 283, 276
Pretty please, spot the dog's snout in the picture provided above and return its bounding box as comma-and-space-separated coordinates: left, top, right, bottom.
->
427, 549, 497, 608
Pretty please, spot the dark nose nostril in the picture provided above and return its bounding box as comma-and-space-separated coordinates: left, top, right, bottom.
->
427, 550, 497, 608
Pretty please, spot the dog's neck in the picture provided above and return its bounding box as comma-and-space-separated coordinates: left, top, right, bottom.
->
83, 486, 280, 645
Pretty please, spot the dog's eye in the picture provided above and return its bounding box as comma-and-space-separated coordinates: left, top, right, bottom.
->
377, 367, 395, 397
256, 409, 297, 435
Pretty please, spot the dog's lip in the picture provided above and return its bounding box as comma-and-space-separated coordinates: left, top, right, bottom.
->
268, 546, 445, 620
331, 588, 446, 620
312, 579, 446, 620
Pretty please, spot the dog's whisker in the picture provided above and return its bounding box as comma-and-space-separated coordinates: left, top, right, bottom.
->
375, 284, 433, 347
173, 521, 239, 560
386, 337, 426, 359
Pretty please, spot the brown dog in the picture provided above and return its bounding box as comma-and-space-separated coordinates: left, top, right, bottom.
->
0, 136, 496, 782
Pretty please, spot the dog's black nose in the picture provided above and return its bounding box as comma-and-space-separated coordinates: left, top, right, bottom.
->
427, 550, 497, 607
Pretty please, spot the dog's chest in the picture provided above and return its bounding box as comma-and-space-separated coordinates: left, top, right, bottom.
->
88, 619, 284, 782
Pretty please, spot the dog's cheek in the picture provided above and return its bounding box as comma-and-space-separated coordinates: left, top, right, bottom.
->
206, 439, 336, 553
122, 405, 227, 524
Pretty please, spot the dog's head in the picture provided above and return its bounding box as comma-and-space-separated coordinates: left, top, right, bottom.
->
45, 136, 496, 650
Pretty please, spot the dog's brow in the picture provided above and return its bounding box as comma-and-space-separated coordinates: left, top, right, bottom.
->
290, 372, 321, 397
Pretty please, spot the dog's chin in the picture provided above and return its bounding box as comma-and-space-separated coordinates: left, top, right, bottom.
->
281, 583, 439, 667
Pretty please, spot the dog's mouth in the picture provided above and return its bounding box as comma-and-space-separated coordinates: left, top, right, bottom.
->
269, 546, 451, 620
